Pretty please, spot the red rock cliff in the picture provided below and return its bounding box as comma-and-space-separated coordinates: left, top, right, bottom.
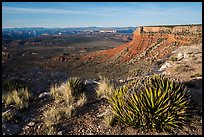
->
82, 24, 202, 64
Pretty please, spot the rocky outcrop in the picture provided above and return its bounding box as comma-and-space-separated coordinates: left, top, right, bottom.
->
81, 24, 202, 65
134, 25, 202, 36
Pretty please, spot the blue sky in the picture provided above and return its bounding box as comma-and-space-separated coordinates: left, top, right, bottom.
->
2, 2, 202, 28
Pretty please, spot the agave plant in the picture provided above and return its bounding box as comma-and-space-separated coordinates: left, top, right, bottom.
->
109, 74, 192, 132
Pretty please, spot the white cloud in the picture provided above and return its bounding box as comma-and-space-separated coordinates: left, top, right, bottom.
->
2, 6, 113, 17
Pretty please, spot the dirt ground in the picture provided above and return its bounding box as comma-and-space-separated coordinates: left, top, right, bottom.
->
2, 36, 202, 135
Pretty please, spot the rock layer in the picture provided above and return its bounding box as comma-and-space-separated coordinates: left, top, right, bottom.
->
81, 24, 202, 64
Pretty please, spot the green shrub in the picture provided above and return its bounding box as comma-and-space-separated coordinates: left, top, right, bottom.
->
109, 75, 192, 132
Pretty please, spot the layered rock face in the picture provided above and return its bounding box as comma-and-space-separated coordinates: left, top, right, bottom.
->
134, 25, 202, 35
81, 24, 202, 65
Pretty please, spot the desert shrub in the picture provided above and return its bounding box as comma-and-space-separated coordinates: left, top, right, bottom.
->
45, 78, 86, 134
2, 87, 31, 109
2, 110, 15, 122
190, 73, 202, 78
124, 78, 144, 93
2, 79, 28, 93
128, 68, 143, 77
50, 77, 84, 104
169, 56, 178, 62
175, 65, 193, 72
76, 93, 87, 108
96, 76, 115, 99
42, 105, 74, 135
109, 75, 192, 132
43, 106, 74, 126
50, 83, 74, 105
103, 111, 115, 128
67, 77, 84, 96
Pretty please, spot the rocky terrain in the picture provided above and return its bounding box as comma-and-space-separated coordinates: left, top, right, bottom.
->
2, 24, 202, 135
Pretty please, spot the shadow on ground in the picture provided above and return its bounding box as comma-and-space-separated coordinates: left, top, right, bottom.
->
184, 78, 202, 116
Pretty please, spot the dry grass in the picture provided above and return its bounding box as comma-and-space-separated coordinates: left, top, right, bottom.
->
175, 64, 193, 72
50, 83, 74, 105
2, 110, 15, 122
190, 73, 202, 78
128, 68, 143, 77
76, 93, 87, 108
169, 56, 178, 62
46, 78, 86, 134
96, 76, 114, 99
103, 111, 115, 128
44, 126, 58, 135
44, 78, 86, 134
2, 87, 31, 109
42, 105, 74, 135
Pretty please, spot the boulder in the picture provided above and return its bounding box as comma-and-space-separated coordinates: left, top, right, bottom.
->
159, 62, 171, 71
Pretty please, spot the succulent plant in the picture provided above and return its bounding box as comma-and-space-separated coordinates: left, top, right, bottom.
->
67, 77, 84, 96
109, 74, 192, 132
2, 79, 28, 93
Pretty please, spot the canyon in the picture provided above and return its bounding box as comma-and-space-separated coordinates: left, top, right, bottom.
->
2, 24, 202, 135
80, 24, 202, 65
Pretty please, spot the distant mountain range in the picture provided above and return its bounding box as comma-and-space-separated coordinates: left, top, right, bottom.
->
2, 27, 137, 40
2, 27, 137, 31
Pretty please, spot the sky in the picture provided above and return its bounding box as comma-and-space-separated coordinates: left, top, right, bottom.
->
2, 2, 202, 28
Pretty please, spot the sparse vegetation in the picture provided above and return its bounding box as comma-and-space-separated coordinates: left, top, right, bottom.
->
109, 75, 193, 132
96, 76, 115, 99
103, 111, 115, 128
2, 87, 31, 109
76, 93, 87, 108
42, 105, 74, 135
44, 78, 87, 135
190, 73, 202, 78
50, 83, 74, 105
67, 77, 84, 96
175, 64, 193, 72
169, 56, 178, 62
50, 77, 85, 104
2, 110, 15, 122
2, 79, 28, 93
128, 68, 143, 77
2, 25, 202, 135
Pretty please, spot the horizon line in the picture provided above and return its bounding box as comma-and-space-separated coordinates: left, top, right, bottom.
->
2, 23, 202, 29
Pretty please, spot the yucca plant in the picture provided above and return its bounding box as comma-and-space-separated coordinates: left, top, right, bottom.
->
108, 86, 130, 124
67, 77, 84, 96
2, 79, 28, 93
109, 74, 192, 132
